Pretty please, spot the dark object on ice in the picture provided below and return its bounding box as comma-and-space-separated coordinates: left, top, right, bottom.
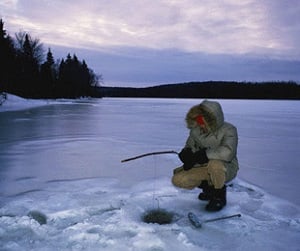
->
142, 209, 174, 225
188, 212, 241, 228
27, 210, 47, 225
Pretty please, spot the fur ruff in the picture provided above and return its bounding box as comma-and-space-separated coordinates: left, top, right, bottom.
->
185, 100, 224, 131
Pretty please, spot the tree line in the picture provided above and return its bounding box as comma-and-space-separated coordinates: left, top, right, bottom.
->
99, 81, 300, 99
0, 19, 101, 99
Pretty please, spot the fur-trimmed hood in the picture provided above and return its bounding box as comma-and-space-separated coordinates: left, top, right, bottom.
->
185, 100, 224, 131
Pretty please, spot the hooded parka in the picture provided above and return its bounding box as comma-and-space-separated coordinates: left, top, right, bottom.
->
184, 100, 239, 182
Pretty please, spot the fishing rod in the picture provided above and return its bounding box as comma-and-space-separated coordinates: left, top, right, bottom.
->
121, 150, 179, 163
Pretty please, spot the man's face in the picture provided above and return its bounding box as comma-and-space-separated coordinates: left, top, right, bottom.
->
196, 115, 208, 133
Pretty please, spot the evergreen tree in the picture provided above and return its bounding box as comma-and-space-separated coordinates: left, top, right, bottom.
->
58, 54, 76, 97
40, 48, 56, 97
20, 34, 40, 96
56, 53, 98, 98
14, 32, 44, 97
0, 19, 16, 94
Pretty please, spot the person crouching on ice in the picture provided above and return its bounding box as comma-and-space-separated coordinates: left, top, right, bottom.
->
172, 100, 239, 212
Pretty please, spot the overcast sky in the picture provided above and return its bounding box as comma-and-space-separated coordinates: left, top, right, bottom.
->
1, 0, 300, 86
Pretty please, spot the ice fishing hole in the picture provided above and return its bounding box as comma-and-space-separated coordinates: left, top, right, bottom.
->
142, 209, 174, 225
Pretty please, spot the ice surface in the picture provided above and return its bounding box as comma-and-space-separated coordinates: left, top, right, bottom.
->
0, 95, 299, 250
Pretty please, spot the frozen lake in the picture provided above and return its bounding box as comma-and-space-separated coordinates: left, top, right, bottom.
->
1, 98, 299, 206
1, 97, 300, 251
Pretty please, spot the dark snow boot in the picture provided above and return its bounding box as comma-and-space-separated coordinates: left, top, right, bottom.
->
205, 185, 227, 212
198, 181, 214, 201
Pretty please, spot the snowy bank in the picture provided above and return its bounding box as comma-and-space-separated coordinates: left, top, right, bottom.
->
0, 94, 54, 112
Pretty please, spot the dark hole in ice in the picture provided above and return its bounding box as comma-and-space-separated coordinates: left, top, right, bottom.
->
28, 210, 47, 225
142, 209, 174, 225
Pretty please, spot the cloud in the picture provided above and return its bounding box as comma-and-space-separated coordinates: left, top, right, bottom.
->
1, 0, 299, 59
1, 0, 300, 86
261, 0, 300, 55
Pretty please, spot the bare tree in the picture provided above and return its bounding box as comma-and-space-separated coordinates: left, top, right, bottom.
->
15, 31, 44, 65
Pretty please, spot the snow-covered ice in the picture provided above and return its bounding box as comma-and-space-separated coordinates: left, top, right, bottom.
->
0, 95, 299, 251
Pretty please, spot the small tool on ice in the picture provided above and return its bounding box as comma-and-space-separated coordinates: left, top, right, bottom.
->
188, 212, 241, 228
121, 150, 178, 162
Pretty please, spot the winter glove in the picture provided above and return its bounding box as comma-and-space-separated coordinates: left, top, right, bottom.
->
183, 161, 195, 171
178, 148, 193, 163
194, 148, 209, 164
178, 148, 195, 171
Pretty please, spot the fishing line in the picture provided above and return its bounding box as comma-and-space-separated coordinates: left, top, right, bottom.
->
151, 154, 160, 209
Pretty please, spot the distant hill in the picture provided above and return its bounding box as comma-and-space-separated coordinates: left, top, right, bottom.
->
97, 81, 300, 99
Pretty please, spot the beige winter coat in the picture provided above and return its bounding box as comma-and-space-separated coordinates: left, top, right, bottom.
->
184, 100, 239, 182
